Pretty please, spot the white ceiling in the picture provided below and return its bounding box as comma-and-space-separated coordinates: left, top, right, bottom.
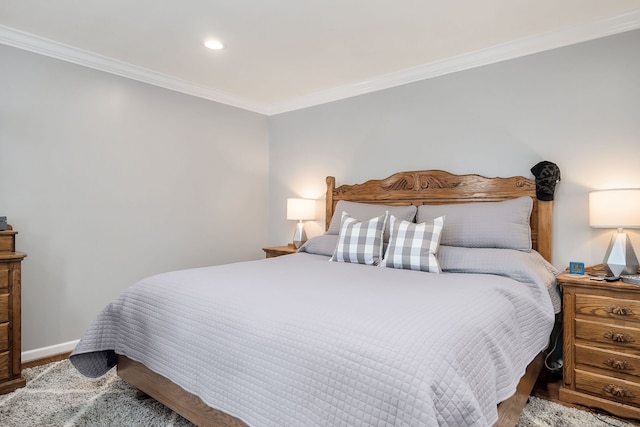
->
1, 1, 640, 115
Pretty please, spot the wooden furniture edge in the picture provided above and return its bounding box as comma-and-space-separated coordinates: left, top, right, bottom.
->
494, 353, 544, 426
118, 355, 248, 427
262, 245, 297, 258
0, 377, 26, 395
559, 387, 640, 421
536, 201, 553, 264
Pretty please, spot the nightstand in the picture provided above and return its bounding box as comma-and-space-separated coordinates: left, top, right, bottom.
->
559, 265, 640, 420
262, 245, 297, 258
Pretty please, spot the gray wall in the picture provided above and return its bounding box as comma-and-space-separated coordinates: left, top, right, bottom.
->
3, 29, 640, 356
0, 44, 270, 353
269, 29, 640, 270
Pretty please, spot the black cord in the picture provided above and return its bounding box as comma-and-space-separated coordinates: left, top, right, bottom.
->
543, 325, 562, 371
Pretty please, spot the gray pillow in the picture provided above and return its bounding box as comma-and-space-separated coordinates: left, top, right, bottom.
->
298, 235, 339, 257
326, 200, 417, 241
416, 196, 532, 251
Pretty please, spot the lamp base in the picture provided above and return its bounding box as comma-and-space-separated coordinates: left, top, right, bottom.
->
292, 221, 307, 249
603, 230, 639, 277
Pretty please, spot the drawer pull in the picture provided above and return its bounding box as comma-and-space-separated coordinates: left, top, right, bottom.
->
607, 305, 634, 316
605, 384, 634, 398
604, 331, 635, 343
604, 358, 634, 371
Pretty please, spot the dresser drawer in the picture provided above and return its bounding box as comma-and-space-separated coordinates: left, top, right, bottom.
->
576, 294, 640, 324
0, 229, 23, 395
0, 294, 8, 323
0, 270, 7, 289
0, 351, 8, 381
0, 323, 7, 351
576, 343, 640, 378
576, 369, 640, 406
576, 318, 640, 351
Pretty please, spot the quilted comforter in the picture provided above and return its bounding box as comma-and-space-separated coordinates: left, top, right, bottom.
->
71, 251, 556, 426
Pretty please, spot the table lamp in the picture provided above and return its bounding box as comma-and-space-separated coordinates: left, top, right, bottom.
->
287, 198, 315, 248
589, 189, 640, 277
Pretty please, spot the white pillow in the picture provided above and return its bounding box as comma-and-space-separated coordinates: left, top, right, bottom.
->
330, 211, 387, 266
382, 215, 444, 273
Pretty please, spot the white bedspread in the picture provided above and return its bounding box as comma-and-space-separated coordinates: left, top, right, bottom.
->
71, 253, 555, 426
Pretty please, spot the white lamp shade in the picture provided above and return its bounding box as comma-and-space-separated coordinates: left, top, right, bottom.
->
589, 189, 640, 229
287, 198, 315, 221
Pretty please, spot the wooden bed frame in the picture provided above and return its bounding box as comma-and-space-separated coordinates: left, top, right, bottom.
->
118, 169, 554, 427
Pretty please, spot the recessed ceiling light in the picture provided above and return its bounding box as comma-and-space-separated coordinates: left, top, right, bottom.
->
204, 40, 224, 50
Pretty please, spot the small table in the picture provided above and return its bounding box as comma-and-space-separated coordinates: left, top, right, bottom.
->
558, 264, 640, 420
262, 245, 297, 258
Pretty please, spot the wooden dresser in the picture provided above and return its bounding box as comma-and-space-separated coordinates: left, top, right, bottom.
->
559, 266, 640, 420
0, 226, 27, 394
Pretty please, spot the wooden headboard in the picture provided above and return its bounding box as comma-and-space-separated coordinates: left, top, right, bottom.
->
325, 169, 553, 263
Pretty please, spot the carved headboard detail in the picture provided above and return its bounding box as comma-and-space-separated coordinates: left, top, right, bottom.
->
325, 170, 553, 262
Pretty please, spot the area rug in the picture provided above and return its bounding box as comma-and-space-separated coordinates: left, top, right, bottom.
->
0, 359, 635, 426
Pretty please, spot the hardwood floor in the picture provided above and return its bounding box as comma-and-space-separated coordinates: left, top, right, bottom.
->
21, 351, 71, 370
534, 368, 640, 426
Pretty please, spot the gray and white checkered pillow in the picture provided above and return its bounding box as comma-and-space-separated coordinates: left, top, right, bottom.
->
382, 215, 445, 273
330, 211, 387, 265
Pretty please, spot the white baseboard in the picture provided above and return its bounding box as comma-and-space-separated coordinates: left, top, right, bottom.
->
22, 340, 79, 362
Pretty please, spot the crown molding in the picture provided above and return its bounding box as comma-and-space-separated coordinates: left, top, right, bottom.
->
2, 9, 640, 117
267, 9, 640, 115
0, 25, 271, 115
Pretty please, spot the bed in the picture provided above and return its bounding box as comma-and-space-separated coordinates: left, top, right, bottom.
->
70, 169, 559, 427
